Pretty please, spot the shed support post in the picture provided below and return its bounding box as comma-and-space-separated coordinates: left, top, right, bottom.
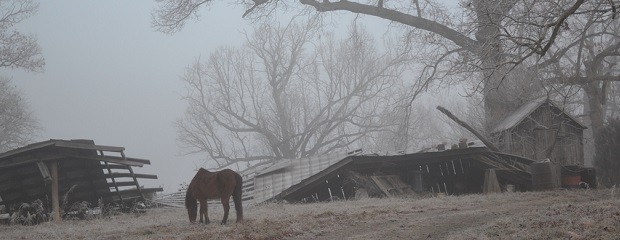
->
50, 160, 61, 222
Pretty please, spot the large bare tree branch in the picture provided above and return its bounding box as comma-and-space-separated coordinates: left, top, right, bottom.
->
299, 0, 480, 53
152, 0, 211, 34
176, 18, 409, 168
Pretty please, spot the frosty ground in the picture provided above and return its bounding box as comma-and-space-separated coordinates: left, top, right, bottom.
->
2, 189, 619, 239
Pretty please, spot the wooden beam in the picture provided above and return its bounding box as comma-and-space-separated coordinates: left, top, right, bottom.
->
0, 154, 150, 169
103, 173, 158, 179
0, 154, 65, 170
68, 155, 148, 167
108, 181, 141, 187
107, 187, 163, 197
126, 165, 145, 200
53, 141, 125, 152
36, 161, 52, 182
104, 161, 124, 202
436, 106, 500, 152
50, 160, 60, 222
98, 164, 132, 170
0, 140, 56, 159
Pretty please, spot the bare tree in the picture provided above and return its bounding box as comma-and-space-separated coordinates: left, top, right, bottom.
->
0, 77, 39, 152
0, 0, 44, 152
176, 19, 409, 169
154, 0, 610, 132
513, 1, 620, 168
0, 0, 44, 71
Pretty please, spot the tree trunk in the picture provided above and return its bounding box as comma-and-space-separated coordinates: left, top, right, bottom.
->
583, 81, 605, 167
473, 0, 516, 132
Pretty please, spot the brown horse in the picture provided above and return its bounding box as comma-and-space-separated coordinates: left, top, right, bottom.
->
185, 168, 243, 225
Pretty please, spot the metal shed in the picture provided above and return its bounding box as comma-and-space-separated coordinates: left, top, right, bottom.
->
0, 139, 162, 220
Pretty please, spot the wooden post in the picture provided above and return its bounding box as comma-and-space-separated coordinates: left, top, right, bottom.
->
483, 169, 501, 194
50, 160, 61, 222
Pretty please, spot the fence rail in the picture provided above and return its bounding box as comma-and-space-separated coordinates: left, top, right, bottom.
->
151, 177, 255, 209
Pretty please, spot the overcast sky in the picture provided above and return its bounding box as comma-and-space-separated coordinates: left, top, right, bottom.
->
2, 1, 459, 193
2, 1, 258, 192
2, 0, 391, 193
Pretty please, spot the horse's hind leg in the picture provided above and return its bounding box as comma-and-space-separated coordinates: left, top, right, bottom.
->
198, 199, 210, 224
220, 196, 230, 225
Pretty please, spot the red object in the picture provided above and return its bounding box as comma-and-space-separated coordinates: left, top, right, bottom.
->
562, 175, 581, 187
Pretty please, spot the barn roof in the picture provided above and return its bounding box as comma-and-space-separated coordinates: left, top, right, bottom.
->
273, 147, 534, 202
492, 98, 587, 133
0, 139, 162, 207
251, 150, 358, 204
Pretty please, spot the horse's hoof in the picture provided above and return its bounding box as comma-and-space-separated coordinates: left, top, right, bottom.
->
221, 221, 227, 225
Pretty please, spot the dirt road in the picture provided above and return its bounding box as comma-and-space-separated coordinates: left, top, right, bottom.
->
2, 189, 619, 239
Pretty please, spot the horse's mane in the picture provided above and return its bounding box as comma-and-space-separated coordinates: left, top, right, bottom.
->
189, 168, 209, 187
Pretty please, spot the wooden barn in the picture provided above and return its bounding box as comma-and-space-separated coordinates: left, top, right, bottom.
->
492, 98, 587, 166
233, 144, 534, 205
0, 139, 162, 221
272, 146, 533, 202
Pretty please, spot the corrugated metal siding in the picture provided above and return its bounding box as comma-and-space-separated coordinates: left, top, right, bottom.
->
252, 151, 350, 204
493, 98, 546, 133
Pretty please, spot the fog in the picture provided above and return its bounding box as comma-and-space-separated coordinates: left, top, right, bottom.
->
3, 1, 255, 192
1, 1, 462, 193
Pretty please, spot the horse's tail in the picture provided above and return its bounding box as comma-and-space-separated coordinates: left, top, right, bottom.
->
185, 187, 197, 222
232, 173, 244, 222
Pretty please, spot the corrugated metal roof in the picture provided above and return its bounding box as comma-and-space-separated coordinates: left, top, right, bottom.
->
255, 159, 293, 177
492, 98, 547, 133
251, 151, 354, 204
492, 98, 586, 133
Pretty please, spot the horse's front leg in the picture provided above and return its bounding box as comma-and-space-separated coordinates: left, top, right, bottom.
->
198, 199, 210, 224
220, 196, 230, 225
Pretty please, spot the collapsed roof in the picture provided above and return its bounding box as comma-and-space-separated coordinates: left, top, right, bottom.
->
247, 146, 533, 204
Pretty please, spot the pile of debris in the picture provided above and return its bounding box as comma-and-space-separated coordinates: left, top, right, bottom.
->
2, 196, 148, 225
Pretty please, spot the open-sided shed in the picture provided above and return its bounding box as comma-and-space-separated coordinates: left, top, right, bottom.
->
0, 139, 162, 220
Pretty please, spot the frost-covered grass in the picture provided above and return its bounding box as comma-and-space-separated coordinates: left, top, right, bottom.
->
1, 189, 618, 239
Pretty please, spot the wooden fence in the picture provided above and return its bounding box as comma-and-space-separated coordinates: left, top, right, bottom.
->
151, 176, 255, 210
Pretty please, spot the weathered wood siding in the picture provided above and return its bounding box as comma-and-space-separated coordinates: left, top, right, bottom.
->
497, 104, 584, 166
